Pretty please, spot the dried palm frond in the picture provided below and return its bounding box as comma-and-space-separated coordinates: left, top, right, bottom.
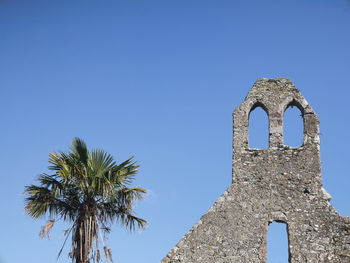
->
39, 220, 55, 239
104, 246, 113, 263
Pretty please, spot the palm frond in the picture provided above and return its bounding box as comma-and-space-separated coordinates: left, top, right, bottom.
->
48, 152, 71, 180
24, 183, 80, 221
70, 137, 88, 165
123, 187, 147, 200
24, 185, 56, 218
109, 157, 139, 187
97, 186, 147, 231
89, 149, 116, 179
118, 212, 147, 231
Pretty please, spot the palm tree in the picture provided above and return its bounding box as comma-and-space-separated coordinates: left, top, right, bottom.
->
24, 138, 147, 263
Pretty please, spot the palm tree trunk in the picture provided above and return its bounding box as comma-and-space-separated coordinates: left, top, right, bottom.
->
73, 203, 97, 263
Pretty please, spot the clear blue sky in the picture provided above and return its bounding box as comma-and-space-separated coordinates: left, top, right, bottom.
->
1, 1, 349, 262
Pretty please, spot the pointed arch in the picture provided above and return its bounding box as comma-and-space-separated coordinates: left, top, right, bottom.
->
283, 100, 304, 147
248, 102, 269, 149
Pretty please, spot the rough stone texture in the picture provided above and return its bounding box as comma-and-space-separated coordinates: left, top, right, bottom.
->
161, 78, 350, 263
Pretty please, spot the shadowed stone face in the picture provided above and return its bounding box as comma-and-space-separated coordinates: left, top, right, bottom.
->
161, 78, 350, 263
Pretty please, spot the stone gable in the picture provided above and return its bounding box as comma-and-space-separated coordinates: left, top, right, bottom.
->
161, 78, 350, 263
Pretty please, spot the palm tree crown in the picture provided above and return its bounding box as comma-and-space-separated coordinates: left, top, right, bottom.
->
24, 138, 147, 263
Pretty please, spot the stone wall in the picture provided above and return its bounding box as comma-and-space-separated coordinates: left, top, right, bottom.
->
161, 78, 350, 263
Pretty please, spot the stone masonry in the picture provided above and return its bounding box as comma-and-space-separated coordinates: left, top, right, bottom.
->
161, 78, 350, 262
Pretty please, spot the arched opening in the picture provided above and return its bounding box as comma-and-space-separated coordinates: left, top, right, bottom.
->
249, 105, 269, 149
267, 222, 290, 263
283, 103, 304, 147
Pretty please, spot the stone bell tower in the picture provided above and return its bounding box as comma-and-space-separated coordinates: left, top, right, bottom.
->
161, 78, 350, 263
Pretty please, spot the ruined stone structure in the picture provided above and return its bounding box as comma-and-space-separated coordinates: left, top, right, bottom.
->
161, 78, 350, 262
